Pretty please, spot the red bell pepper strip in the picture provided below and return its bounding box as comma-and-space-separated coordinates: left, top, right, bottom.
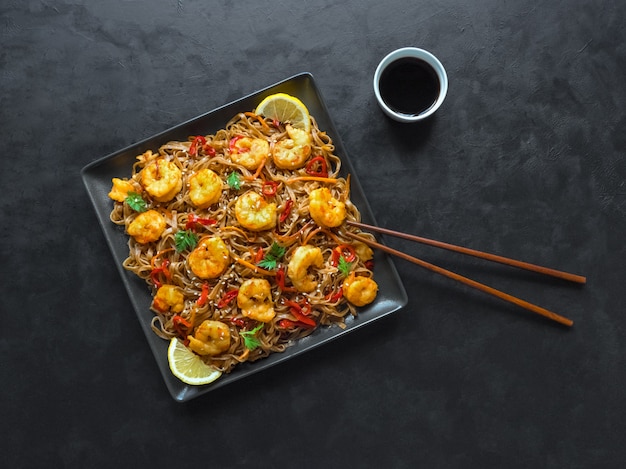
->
275, 265, 296, 292
254, 247, 264, 264
283, 299, 316, 327
150, 258, 171, 288
279, 199, 294, 222
186, 213, 217, 231
325, 287, 343, 303
172, 315, 192, 338
278, 319, 304, 329
305, 156, 329, 178
196, 283, 209, 307
297, 297, 312, 316
262, 180, 278, 197
217, 289, 239, 308
278, 318, 316, 329
331, 244, 357, 266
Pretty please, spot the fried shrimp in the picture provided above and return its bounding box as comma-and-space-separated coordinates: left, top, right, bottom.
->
234, 191, 277, 231
108, 178, 135, 202
230, 137, 270, 170
187, 320, 231, 356
308, 187, 346, 228
273, 124, 312, 170
141, 158, 183, 202
342, 273, 378, 307
353, 242, 374, 262
287, 245, 324, 293
152, 284, 184, 313
237, 278, 276, 322
188, 168, 223, 208
187, 236, 230, 279
127, 210, 166, 244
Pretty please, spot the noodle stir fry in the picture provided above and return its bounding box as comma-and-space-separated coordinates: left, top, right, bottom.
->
109, 108, 378, 377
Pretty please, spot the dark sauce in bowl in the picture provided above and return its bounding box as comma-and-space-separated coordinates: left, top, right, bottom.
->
379, 57, 440, 116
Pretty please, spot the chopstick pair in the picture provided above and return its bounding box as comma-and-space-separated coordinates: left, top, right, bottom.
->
346, 220, 586, 327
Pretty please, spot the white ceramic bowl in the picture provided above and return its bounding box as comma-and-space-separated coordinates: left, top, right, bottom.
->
373, 47, 448, 123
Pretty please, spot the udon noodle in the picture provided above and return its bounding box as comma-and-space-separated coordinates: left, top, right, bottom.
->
109, 110, 378, 374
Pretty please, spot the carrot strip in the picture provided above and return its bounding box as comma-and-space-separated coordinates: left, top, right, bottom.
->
302, 227, 324, 245
244, 112, 271, 133
243, 157, 267, 181
150, 248, 175, 269
234, 257, 276, 276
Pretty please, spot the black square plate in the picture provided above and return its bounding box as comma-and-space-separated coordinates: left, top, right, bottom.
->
82, 73, 408, 402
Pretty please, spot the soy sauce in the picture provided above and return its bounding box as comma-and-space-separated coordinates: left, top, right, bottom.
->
379, 57, 440, 116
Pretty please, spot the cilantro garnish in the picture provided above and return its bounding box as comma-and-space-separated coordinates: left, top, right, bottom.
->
174, 229, 198, 252
240, 324, 264, 351
338, 256, 352, 276
125, 192, 147, 212
257, 242, 286, 270
227, 171, 242, 190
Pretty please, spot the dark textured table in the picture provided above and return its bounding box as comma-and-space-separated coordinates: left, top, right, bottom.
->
3, 1, 625, 467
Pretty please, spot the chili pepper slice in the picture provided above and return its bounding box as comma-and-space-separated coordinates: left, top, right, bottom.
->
203, 144, 216, 157
189, 136, 207, 157
305, 155, 329, 178
150, 258, 171, 288
217, 289, 239, 308
262, 180, 278, 197
230, 317, 246, 328
150, 270, 163, 289
172, 315, 192, 338
196, 283, 209, 307
279, 199, 294, 223
229, 135, 247, 153
185, 213, 217, 231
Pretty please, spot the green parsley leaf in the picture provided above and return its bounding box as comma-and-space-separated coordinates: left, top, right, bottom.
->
227, 171, 242, 190
338, 256, 352, 276
257, 257, 278, 270
125, 192, 147, 212
268, 242, 286, 259
257, 242, 285, 270
240, 324, 264, 351
174, 229, 198, 252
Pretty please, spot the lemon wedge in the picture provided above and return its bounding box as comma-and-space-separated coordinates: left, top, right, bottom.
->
255, 93, 310, 132
167, 338, 222, 385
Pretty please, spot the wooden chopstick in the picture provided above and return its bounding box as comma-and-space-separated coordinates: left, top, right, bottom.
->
345, 231, 574, 327
347, 220, 586, 284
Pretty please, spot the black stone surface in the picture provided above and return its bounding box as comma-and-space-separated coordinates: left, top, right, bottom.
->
2, 1, 625, 467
